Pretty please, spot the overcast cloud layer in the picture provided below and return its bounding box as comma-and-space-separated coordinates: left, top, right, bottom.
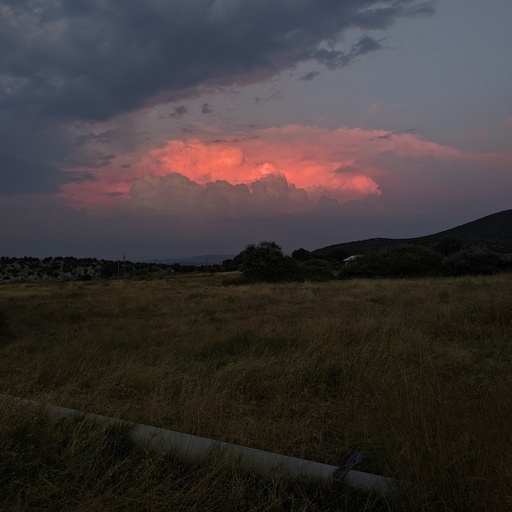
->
1, 0, 511, 258
2, 0, 434, 119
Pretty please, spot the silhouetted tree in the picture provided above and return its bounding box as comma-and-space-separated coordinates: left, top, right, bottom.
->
291, 248, 311, 262
239, 241, 286, 281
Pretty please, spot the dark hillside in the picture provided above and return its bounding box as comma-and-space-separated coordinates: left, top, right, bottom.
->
416, 209, 512, 250
313, 209, 512, 258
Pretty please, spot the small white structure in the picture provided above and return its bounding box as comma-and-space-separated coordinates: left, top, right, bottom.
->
343, 255, 364, 262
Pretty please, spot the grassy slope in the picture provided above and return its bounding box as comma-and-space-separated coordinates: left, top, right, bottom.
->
1, 274, 511, 511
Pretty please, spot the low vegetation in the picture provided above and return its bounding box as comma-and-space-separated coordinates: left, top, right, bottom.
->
3, 233, 512, 286
226, 240, 512, 283
0, 256, 207, 283
338, 244, 512, 280
1, 273, 511, 510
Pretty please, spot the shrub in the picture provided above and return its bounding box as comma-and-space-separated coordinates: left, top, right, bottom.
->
237, 242, 304, 282
291, 248, 311, 262
442, 246, 512, 276
301, 259, 336, 281
339, 244, 443, 279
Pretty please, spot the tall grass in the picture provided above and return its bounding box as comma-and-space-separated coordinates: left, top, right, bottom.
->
3, 404, 380, 512
1, 274, 511, 510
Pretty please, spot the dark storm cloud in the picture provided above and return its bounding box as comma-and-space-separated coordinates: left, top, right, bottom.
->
1, 0, 435, 122
0, 0, 435, 194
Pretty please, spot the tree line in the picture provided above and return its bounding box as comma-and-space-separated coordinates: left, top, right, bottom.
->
3, 236, 512, 284
222, 238, 512, 283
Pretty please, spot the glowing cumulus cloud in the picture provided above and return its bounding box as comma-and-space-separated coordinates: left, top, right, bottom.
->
136, 128, 381, 204
59, 124, 511, 215
61, 125, 382, 211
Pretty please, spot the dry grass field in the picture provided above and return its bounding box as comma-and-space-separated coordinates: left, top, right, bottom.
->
1, 273, 511, 511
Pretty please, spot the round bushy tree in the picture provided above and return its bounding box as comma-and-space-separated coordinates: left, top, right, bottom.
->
291, 248, 311, 262
239, 241, 286, 282
238, 241, 307, 282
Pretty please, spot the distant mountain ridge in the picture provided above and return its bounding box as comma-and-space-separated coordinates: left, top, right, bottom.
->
149, 255, 235, 266
313, 209, 512, 257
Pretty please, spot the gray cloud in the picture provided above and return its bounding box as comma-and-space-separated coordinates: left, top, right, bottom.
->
119, 172, 320, 218
353, 35, 383, 54
170, 105, 188, 119
300, 71, 320, 82
67, 170, 96, 183
74, 130, 117, 147
369, 128, 416, 141
313, 36, 383, 69
201, 103, 213, 114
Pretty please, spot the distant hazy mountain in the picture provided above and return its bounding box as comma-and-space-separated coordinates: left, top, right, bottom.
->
149, 255, 234, 266
313, 209, 512, 258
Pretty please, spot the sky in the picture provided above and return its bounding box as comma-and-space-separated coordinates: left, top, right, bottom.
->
1, 0, 511, 260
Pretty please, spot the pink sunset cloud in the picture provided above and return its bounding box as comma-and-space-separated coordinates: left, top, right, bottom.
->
59, 124, 512, 218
